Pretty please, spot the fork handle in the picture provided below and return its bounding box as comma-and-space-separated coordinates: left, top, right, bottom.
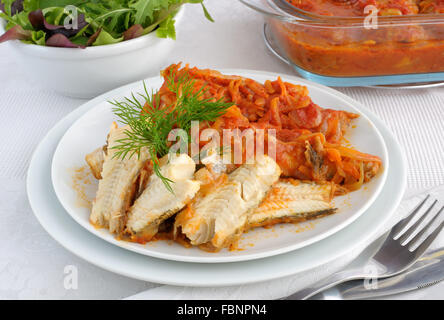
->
284, 270, 364, 300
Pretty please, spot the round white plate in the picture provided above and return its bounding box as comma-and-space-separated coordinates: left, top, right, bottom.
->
51, 70, 388, 263
27, 76, 406, 286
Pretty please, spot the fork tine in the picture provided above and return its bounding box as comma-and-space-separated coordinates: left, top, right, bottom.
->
390, 195, 430, 238
411, 220, 444, 256
397, 200, 438, 244
408, 206, 444, 249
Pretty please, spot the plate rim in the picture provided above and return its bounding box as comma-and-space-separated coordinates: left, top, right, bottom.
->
26, 72, 406, 286
50, 69, 389, 263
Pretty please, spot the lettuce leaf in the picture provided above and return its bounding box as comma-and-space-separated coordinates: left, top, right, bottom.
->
0, 24, 30, 42
29, 28, 44, 44
156, 15, 175, 39
123, 23, 143, 41
92, 28, 123, 46
46, 32, 84, 47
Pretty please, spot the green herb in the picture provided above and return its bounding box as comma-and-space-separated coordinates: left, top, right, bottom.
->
0, 0, 214, 47
109, 70, 233, 192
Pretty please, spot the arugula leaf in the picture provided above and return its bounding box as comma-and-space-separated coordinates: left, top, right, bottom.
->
129, 0, 169, 25
95, 8, 133, 31
80, 1, 132, 36
200, 2, 213, 22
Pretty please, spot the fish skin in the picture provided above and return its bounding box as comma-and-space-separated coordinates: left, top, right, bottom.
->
178, 155, 281, 250
135, 163, 152, 198
85, 146, 105, 179
90, 123, 150, 233
247, 180, 336, 228
126, 154, 200, 240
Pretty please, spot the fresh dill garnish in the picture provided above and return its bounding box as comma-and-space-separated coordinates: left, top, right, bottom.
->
109, 70, 233, 192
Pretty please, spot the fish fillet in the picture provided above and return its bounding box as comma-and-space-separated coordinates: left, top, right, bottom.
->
248, 179, 336, 228
176, 155, 281, 250
85, 146, 106, 179
126, 154, 200, 241
85, 145, 151, 197
90, 123, 150, 233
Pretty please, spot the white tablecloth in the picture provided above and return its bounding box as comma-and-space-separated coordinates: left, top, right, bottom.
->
1, 0, 443, 299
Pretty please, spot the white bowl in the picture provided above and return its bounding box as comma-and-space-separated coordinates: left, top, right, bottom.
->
0, 8, 184, 98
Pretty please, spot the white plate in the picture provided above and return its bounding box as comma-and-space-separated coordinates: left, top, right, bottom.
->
27, 80, 406, 286
51, 70, 388, 263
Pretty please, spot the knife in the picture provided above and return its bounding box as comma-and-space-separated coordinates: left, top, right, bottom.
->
316, 248, 444, 300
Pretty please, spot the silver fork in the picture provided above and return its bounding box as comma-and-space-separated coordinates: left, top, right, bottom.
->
284, 195, 444, 300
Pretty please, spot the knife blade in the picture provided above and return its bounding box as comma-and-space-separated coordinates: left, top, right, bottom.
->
317, 248, 444, 300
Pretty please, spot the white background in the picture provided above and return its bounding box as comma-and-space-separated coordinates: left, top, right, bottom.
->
1, 0, 444, 299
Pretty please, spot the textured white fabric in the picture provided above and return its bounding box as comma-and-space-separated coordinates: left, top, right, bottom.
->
0, 0, 443, 299
126, 186, 444, 300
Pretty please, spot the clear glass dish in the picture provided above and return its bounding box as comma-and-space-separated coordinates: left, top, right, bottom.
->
240, 0, 444, 86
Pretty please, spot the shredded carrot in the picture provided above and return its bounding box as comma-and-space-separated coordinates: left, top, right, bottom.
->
153, 63, 382, 194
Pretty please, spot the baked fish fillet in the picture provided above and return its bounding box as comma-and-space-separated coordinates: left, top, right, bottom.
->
176, 155, 281, 250
90, 122, 150, 233
85, 146, 106, 179
248, 179, 336, 228
85, 145, 152, 198
126, 153, 200, 241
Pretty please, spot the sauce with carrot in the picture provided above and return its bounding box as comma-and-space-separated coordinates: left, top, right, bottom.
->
271, 0, 444, 77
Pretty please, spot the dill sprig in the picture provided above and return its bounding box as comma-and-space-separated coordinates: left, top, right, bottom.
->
109, 69, 233, 192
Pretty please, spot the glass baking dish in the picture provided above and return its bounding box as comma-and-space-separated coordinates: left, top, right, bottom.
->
240, 0, 444, 87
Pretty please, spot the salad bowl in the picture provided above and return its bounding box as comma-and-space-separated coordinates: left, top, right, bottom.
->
0, 8, 184, 98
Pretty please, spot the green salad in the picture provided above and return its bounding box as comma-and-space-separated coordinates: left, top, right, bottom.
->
0, 0, 213, 48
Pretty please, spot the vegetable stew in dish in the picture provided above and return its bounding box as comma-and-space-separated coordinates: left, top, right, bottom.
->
268, 0, 444, 77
